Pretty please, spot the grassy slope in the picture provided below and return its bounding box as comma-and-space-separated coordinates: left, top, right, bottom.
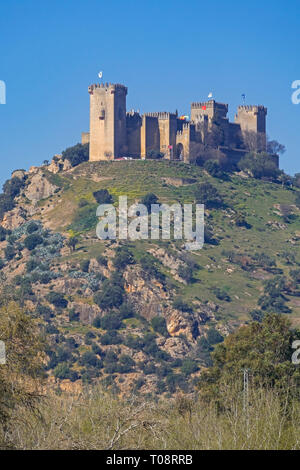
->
39, 160, 300, 328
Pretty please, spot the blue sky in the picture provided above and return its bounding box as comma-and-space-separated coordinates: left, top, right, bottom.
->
0, 0, 299, 187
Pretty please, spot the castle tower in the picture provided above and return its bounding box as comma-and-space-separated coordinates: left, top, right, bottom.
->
235, 105, 267, 151
191, 100, 228, 124
88, 83, 128, 161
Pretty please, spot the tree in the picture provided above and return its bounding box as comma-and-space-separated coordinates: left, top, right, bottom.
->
267, 139, 286, 155
242, 130, 266, 152
194, 182, 223, 208
0, 302, 45, 445
199, 314, 300, 402
238, 152, 280, 180
61, 143, 89, 167
67, 236, 78, 252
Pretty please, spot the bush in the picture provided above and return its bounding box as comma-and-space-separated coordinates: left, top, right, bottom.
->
194, 182, 223, 208
4, 244, 16, 261
24, 234, 43, 251
140, 193, 158, 211
94, 280, 124, 310
178, 265, 194, 283
101, 312, 123, 330
181, 358, 198, 376
3, 177, 24, 198
204, 159, 224, 178
151, 316, 169, 337
206, 327, 223, 345
97, 255, 107, 266
113, 246, 134, 269
100, 331, 122, 345
0, 226, 8, 242
93, 189, 113, 204
69, 309, 80, 322
26, 222, 39, 234
46, 292, 68, 309
0, 194, 14, 220
213, 287, 231, 302
80, 259, 90, 273
146, 150, 164, 160
173, 297, 192, 313
238, 152, 280, 180
62, 143, 89, 167
53, 363, 71, 380
119, 302, 135, 319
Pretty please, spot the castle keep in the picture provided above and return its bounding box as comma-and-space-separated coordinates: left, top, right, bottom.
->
83, 82, 269, 165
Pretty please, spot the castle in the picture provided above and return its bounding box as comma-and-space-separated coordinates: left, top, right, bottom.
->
82, 82, 272, 166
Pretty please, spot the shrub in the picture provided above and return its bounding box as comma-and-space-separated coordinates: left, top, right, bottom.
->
93, 189, 113, 204
97, 255, 107, 266
53, 363, 71, 380
62, 143, 89, 167
94, 281, 124, 310
238, 152, 280, 180
0, 226, 8, 242
178, 265, 194, 283
140, 193, 158, 211
151, 316, 169, 337
69, 309, 80, 322
213, 287, 231, 302
173, 297, 192, 313
119, 302, 135, 319
4, 244, 16, 261
24, 234, 43, 251
206, 327, 223, 345
113, 246, 134, 269
194, 182, 223, 209
100, 331, 122, 345
26, 222, 39, 234
101, 312, 123, 330
181, 358, 198, 376
46, 292, 68, 309
146, 150, 164, 160
3, 177, 24, 198
204, 159, 224, 178
80, 259, 90, 273
0, 194, 14, 220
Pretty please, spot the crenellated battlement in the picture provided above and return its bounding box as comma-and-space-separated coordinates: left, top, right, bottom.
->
237, 105, 267, 114
191, 100, 228, 111
88, 83, 128, 94
144, 111, 177, 119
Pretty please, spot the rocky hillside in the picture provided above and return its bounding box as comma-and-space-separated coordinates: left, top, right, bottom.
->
1, 156, 300, 396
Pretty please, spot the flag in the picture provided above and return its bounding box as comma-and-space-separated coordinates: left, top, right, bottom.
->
202, 105, 207, 110
208, 92, 213, 99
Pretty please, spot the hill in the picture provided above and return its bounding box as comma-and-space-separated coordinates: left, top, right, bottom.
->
1, 158, 300, 396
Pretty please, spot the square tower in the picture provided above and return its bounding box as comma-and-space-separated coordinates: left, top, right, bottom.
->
88, 83, 127, 161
